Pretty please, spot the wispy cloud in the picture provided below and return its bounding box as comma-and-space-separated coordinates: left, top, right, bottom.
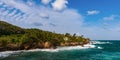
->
49, 23, 56, 27
87, 10, 100, 15
0, 0, 83, 33
103, 15, 119, 21
39, 13, 49, 19
102, 15, 120, 30
2, 0, 120, 40
1, 0, 32, 13
42, 0, 51, 5
32, 22, 43, 26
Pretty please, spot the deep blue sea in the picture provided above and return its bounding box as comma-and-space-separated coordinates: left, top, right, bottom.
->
0, 40, 120, 60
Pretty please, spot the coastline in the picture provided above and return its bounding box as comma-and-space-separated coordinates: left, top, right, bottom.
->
0, 44, 95, 58
0, 21, 91, 53
0, 42, 91, 52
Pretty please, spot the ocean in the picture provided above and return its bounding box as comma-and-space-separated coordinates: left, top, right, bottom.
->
0, 40, 120, 60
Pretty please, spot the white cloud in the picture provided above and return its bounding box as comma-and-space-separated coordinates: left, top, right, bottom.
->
45, 9, 84, 33
103, 23, 109, 26
0, 2, 3, 5
87, 10, 100, 15
103, 15, 118, 21
2, 10, 9, 16
0, 0, 83, 33
2, 0, 120, 40
1, 0, 32, 13
41, 0, 51, 5
27, 1, 33, 6
51, 0, 68, 11
39, 13, 49, 19
7, 9, 17, 17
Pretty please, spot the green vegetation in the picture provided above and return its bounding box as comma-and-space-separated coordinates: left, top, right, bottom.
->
0, 21, 90, 51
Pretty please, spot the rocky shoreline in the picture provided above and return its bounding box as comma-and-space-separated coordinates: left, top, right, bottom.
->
0, 41, 90, 52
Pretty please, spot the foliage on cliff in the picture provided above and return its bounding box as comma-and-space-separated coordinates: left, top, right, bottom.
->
0, 21, 90, 51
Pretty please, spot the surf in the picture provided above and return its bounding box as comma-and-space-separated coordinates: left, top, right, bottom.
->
0, 44, 96, 58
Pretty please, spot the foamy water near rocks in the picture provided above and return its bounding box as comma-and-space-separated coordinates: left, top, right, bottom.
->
0, 44, 96, 58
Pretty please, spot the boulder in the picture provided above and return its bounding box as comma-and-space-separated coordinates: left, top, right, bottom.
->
44, 42, 52, 48
37, 42, 44, 48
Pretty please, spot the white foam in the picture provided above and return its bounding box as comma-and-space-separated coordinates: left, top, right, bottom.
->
91, 41, 111, 44
24, 44, 96, 52
84, 44, 96, 48
57, 45, 94, 51
97, 47, 103, 49
0, 51, 21, 58
0, 44, 96, 58
25, 49, 59, 52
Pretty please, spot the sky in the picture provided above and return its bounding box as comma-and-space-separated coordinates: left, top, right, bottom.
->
0, 0, 120, 40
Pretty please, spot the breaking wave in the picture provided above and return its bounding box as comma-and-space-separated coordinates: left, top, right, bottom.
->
0, 44, 95, 58
91, 41, 111, 44
0, 51, 21, 58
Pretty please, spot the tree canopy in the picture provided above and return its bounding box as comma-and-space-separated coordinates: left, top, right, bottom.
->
0, 21, 90, 51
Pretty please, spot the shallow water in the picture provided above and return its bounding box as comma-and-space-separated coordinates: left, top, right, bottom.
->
0, 40, 120, 60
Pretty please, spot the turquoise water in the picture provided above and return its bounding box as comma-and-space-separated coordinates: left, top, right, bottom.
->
0, 40, 120, 60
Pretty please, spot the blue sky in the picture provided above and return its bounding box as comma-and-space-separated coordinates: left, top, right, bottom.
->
0, 0, 120, 40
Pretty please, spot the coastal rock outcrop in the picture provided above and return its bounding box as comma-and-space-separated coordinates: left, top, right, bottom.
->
44, 42, 52, 48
